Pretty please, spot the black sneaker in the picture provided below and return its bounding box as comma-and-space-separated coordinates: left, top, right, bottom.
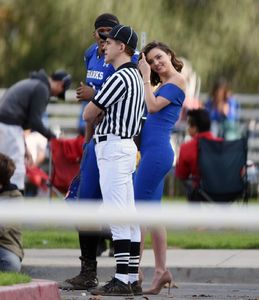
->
90, 277, 133, 296
131, 280, 143, 296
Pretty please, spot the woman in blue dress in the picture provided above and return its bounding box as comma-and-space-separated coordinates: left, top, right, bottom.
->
135, 41, 185, 295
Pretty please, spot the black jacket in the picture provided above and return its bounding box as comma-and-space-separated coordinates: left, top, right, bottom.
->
0, 69, 55, 139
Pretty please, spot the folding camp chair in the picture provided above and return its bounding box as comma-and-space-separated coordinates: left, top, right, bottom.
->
49, 135, 84, 197
25, 134, 84, 199
194, 137, 248, 203
26, 164, 64, 198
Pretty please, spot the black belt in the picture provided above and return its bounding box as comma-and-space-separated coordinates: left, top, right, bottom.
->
93, 135, 130, 144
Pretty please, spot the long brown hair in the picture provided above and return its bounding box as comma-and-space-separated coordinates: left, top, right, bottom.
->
210, 77, 231, 105
141, 41, 183, 86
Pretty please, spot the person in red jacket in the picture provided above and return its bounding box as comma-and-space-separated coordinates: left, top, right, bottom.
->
175, 108, 222, 200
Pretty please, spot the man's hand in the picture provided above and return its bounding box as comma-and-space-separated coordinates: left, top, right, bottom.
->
76, 82, 95, 101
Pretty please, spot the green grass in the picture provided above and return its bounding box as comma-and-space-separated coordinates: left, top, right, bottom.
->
147, 230, 259, 249
23, 229, 79, 249
0, 272, 31, 286
23, 228, 259, 249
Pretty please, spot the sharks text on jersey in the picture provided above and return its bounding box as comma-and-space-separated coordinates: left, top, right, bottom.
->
87, 70, 104, 80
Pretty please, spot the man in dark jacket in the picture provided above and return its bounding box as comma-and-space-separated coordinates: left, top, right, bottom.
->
0, 69, 72, 192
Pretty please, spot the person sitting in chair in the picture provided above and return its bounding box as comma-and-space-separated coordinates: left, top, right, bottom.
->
175, 108, 222, 201
0, 153, 23, 272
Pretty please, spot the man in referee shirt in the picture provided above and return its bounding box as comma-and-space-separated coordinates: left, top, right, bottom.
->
83, 24, 145, 296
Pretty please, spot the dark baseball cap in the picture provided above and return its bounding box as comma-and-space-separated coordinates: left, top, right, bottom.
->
51, 70, 72, 99
99, 24, 138, 50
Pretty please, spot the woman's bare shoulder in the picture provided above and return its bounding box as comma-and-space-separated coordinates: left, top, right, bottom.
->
169, 73, 186, 92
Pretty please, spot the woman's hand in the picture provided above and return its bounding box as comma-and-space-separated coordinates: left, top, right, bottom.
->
138, 53, 151, 82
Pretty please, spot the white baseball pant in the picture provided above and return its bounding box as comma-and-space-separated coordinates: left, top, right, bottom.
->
95, 134, 140, 242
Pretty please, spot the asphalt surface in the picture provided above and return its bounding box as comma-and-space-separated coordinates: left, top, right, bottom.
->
21, 248, 259, 300
60, 282, 259, 300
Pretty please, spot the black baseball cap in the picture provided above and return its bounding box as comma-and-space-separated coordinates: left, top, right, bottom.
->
51, 70, 72, 99
99, 24, 138, 50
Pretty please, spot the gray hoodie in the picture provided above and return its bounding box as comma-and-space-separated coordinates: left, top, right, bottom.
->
0, 69, 55, 139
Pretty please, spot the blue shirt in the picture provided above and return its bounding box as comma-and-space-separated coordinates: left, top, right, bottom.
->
205, 96, 240, 122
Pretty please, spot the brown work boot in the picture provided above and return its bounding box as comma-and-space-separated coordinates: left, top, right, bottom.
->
91, 277, 133, 296
59, 257, 98, 290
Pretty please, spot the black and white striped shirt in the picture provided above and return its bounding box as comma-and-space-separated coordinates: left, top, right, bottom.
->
92, 62, 145, 138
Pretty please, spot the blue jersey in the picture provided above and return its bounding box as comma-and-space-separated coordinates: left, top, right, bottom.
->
78, 43, 139, 131
84, 43, 115, 92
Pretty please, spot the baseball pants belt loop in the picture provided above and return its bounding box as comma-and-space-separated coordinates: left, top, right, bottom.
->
94, 135, 107, 144
93, 134, 130, 144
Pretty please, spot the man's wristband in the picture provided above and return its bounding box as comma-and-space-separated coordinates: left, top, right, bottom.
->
144, 80, 151, 85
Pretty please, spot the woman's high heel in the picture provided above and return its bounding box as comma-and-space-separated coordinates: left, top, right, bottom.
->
143, 270, 175, 295
164, 280, 178, 289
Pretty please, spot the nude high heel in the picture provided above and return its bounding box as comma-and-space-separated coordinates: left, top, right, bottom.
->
143, 270, 175, 295
164, 281, 178, 289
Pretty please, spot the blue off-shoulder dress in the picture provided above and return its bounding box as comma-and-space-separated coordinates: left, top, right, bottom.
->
134, 83, 185, 202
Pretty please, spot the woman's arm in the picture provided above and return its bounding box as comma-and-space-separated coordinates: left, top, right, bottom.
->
143, 83, 171, 113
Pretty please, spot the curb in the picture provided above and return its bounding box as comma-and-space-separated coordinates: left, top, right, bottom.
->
0, 279, 61, 300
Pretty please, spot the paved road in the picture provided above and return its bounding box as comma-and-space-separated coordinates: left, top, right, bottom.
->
22, 249, 259, 284
60, 282, 259, 300
20, 249, 259, 299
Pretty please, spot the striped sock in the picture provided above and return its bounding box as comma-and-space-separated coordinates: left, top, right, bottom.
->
113, 239, 130, 284
128, 241, 140, 284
